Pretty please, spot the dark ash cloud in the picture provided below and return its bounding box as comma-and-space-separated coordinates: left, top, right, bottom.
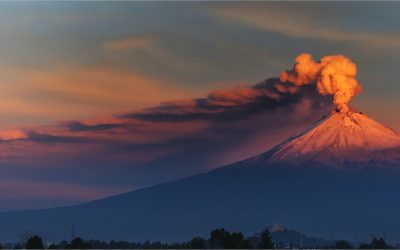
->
67, 121, 124, 132
26, 132, 91, 144
120, 78, 327, 123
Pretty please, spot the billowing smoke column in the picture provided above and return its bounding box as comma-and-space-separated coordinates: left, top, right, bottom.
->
280, 53, 363, 112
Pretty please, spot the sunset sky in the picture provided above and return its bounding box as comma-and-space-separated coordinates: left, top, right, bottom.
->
1, 2, 400, 210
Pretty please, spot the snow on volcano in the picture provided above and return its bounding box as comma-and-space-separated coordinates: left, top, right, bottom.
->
254, 111, 400, 168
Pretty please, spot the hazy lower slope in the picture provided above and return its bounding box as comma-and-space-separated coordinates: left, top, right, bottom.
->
2, 165, 400, 242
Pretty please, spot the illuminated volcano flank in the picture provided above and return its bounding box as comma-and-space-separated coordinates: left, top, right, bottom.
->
256, 111, 400, 168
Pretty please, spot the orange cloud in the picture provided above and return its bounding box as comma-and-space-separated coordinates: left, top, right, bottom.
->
207, 87, 264, 106
0, 129, 27, 141
0, 66, 196, 127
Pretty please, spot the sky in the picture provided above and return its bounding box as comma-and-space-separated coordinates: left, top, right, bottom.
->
0, 2, 400, 211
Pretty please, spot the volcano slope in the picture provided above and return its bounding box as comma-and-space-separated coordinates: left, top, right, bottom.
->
1, 111, 400, 242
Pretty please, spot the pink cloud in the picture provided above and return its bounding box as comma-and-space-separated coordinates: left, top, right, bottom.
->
0, 129, 27, 141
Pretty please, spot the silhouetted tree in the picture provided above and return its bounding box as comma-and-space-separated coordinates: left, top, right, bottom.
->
187, 237, 206, 249
58, 240, 68, 249
14, 243, 23, 249
66, 237, 90, 249
142, 240, 151, 249
209, 228, 228, 248
258, 228, 273, 249
370, 238, 392, 249
209, 228, 251, 249
26, 235, 45, 249
48, 243, 58, 249
334, 240, 353, 249
229, 232, 251, 249
240, 238, 252, 249
358, 238, 392, 249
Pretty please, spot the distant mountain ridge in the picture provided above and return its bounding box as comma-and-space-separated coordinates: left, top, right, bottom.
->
268, 224, 332, 248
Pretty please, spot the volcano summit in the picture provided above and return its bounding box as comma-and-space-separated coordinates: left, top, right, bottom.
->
259, 111, 400, 168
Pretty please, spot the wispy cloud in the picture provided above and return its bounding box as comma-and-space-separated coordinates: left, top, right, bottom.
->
212, 5, 400, 49
102, 34, 208, 73
103, 34, 156, 53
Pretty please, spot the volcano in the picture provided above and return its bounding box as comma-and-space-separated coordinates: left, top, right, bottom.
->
1, 111, 400, 242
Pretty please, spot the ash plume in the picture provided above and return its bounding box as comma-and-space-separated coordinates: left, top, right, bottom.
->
280, 53, 363, 112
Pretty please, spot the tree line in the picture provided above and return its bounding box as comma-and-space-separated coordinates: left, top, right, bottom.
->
0, 227, 395, 249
